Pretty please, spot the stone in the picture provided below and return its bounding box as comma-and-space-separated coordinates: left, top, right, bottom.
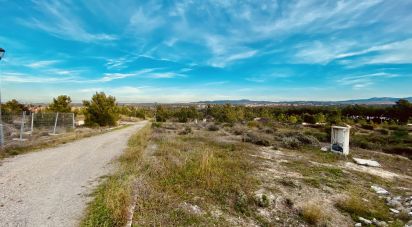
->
354, 223, 362, 227
389, 208, 399, 214
371, 185, 389, 195
377, 221, 387, 227
353, 158, 381, 167
358, 217, 372, 225
321, 146, 329, 151
387, 199, 403, 209
409, 211, 412, 217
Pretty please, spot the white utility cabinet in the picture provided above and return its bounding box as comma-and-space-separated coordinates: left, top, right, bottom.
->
331, 125, 350, 155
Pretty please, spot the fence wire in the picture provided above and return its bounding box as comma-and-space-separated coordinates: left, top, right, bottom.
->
0, 112, 75, 148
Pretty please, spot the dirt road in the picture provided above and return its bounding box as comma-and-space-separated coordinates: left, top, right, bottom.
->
0, 121, 147, 227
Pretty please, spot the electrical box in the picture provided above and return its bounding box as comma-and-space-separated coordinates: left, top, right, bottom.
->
331, 126, 350, 155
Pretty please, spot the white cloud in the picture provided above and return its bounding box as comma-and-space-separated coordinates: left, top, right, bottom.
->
98, 69, 155, 82
147, 72, 184, 79
22, 1, 116, 43
25, 60, 59, 68
128, 8, 163, 33
338, 38, 412, 65
1, 72, 77, 83
337, 72, 399, 89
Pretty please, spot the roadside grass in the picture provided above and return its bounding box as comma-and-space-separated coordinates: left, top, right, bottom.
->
81, 123, 151, 227
0, 124, 131, 160
132, 130, 261, 226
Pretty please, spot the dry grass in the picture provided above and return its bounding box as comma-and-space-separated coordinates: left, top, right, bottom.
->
81, 123, 151, 227
335, 188, 391, 221
0, 124, 131, 160
300, 201, 330, 226
131, 126, 261, 226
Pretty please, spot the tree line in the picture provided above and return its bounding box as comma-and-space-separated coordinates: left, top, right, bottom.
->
2, 96, 411, 126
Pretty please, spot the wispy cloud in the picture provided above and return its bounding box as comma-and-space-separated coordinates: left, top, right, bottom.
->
25, 60, 59, 68
21, 1, 116, 42
337, 72, 399, 89
98, 69, 155, 82
204, 81, 228, 86
1, 72, 77, 83
147, 72, 184, 79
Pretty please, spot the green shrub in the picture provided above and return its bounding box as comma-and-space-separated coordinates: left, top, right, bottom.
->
281, 137, 302, 149
383, 145, 412, 159
207, 124, 219, 131
83, 92, 119, 127
243, 133, 271, 146
361, 123, 374, 130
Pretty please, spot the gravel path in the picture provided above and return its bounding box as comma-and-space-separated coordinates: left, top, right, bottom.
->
0, 121, 147, 227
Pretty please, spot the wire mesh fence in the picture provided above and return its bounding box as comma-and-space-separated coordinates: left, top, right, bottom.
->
0, 112, 75, 148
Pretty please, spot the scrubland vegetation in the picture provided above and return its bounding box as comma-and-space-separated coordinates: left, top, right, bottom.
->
3, 95, 412, 225
83, 115, 411, 226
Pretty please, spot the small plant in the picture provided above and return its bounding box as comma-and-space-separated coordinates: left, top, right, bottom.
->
281, 137, 302, 149
235, 191, 249, 214
300, 202, 328, 225
243, 132, 271, 146
207, 124, 219, 131
255, 194, 270, 208
179, 126, 192, 135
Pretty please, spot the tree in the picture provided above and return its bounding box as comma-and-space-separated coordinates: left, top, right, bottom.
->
392, 99, 412, 124
288, 115, 298, 124
314, 113, 326, 123
2, 99, 28, 113
83, 92, 119, 126
48, 95, 72, 113
303, 113, 316, 124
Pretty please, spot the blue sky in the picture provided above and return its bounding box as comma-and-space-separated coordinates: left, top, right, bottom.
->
1, 0, 412, 103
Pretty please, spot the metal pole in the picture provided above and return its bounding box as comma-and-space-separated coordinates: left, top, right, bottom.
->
31, 112, 34, 134
72, 113, 75, 129
0, 50, 3, 148
20, 111, 26, 140
53, 112, 59, 134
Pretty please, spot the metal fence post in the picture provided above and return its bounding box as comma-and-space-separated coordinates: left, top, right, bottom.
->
0, 123, 4, 148
72, 113, 75, 129
30, 113, 34, 134
19, 111, 26, 140
53, 112, 59, 134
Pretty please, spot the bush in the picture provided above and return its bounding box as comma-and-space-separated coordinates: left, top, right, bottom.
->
383, 145, 412, 159
295, 133, 320, 146
300, 202, 328, 225
281, 137, 302, 149
207, 124, 219, 131
83, 92, 119, 127
377, 128, 389, 135
361, 123, 374, 130
243, 132, 271, 146
280, 132, 320, 149
178, 127, 192, 135
232, 126, 247, 135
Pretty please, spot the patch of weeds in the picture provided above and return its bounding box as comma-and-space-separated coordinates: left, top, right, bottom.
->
81, 124, 152, 227
300, 202, 329, 225
255, 194, 270, 208
207, 124, 219, 131
335, 188, 391, 221
243, 132, 271, 146
282, 160, 349, 189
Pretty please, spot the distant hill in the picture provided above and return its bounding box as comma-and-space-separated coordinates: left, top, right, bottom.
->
193, 97, 412, 106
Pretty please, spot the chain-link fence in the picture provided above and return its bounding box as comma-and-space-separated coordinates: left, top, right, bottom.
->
0, 112, 75, 148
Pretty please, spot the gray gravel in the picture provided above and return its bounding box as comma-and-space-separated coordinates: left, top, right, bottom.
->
0, 121, 147, 227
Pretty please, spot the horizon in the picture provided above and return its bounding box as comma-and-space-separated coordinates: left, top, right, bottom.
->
1, 1, 412, 103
